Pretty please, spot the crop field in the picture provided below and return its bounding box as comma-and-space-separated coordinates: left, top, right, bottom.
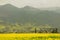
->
0, 33, 60, 40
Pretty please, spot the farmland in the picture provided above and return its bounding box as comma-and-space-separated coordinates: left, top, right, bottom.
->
0, 34, 60, 40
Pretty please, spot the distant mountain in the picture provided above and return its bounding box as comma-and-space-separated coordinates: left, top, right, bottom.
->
0, 4, 20, 17
0, 4, 41, 17
22, 6, 40, 10
0, 4, 60, 31
41, 7, 60, 12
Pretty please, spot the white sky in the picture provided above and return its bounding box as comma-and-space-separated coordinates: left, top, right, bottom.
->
0, 0, 60, 8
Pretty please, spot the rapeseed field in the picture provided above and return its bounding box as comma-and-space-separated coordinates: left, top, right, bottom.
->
0, 33, 60, 40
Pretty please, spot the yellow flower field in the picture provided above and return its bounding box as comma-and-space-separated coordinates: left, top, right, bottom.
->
0, 33, 60, 40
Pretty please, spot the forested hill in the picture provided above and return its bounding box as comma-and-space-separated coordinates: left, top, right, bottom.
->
0, 4, 60, 29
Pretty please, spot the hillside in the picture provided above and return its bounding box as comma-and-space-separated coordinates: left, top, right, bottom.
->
0, 4, 60, 32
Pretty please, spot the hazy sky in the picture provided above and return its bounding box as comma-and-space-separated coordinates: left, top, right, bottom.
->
0, 0, 60, 8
